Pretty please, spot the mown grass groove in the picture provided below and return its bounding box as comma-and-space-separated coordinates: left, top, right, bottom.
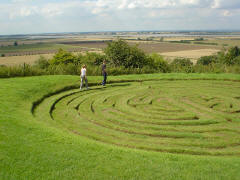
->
33, 79, 240, 156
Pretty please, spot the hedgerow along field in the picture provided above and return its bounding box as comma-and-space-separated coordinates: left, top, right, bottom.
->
1, 73, 240, 179
0, 40, 219, 66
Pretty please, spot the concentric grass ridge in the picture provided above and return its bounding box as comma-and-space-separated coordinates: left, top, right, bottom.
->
32, 79, 240, 156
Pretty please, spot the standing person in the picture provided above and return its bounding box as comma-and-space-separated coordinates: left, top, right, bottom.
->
80, 65, 88, 90
102, 60, 107, 86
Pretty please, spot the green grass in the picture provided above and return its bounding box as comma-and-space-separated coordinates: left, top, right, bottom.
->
1, 73, 240, 179
0, 43, 78, 54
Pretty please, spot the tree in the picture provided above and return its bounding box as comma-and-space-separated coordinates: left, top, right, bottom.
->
104, 39, 146, 68
224, 46, 240, 65
125, 45, 146, 68
81, 52, 106, 66
104, 39, 129, 67
14, 41, 18, 46
50, 49, 78, 65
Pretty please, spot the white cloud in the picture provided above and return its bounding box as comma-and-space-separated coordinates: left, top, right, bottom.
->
118, 0, 128, 9
1, 0, 240, 34
223, 10, 232, 16
11, 0, 33, 2
9, 6, 38, 19
92, 0, 211, 10
3, 0, 240, 20
128, 2, 136, 9
211, 0, 240, 9
41, 6, 63, 17
5, 1, 90, 19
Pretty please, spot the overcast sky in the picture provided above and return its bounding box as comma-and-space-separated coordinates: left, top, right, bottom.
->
1, 0, 240, 35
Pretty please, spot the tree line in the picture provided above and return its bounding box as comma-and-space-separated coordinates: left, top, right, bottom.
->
0, 39, 240, 78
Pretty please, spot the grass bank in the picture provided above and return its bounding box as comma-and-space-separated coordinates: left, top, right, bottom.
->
1, 73, 240, 180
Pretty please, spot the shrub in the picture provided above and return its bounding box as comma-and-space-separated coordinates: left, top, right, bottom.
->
171, 58, 193, 67
146, 53, 170, 72
0, 64, 47, 78
215, 50, 226, 64
50, 49, 78, 65
197, 56, 217, 65
170, 58, 194, 73
224, 46, 240, 65
86, 65, 101, 76
0, 66, 8, 78
194, 37, 204, 41
34, 56, 50, 69
233, 56, 240, 65
194, 64, 224, 73
47, 63, 79, 75
62, 63, 79, 75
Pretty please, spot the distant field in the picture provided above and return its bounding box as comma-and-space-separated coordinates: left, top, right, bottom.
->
0, 43, 72, 53
161, 49, 220, 63
0, 41, 220, 66
163, 36, 240, 47
135, 42, 218, 53
0, 51, 102, 66
59, 41, 218, 53
0, 54, 54, 66
1, 40, 216, 54
59, 41, 108, 50
0, 43, 89, 57
2, 35, 240, 66
206, 38, 240, 47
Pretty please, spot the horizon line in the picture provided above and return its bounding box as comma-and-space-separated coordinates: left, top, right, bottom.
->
1, 30, 240, 37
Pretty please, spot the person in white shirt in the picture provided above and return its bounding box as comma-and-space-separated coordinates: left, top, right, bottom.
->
80, 65, 88, 90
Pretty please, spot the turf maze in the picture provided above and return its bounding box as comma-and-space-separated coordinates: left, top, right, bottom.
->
32, 80, 240, 156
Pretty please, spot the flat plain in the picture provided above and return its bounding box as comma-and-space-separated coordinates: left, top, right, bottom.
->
0, 41, 220, 66
1, 33, 240, 66
162, 49, 220, 62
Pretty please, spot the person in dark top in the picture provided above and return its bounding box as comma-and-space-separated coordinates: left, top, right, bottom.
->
102, 60, 107, 86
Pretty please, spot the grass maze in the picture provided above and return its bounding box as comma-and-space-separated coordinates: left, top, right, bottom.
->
33, 80, 240, 156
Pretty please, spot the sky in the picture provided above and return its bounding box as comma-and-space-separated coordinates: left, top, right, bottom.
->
0, 0, 240, 35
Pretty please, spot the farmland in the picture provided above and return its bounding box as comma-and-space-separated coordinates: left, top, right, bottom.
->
161, 49, 220, 62
0, 39, 220, 66
59, 40, 218, 53
0, 54, 54, 66
1, 73, 240, 179
0, 43, 69, 53
1, 31, 240, 66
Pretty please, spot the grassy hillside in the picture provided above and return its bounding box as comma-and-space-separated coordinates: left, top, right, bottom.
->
1, 73, 240, 179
